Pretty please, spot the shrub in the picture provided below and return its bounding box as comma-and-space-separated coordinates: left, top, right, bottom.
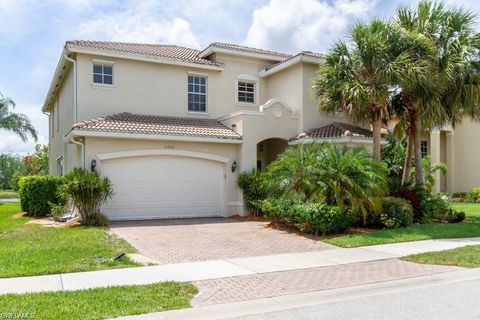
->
236, 170, 267, 215
49, 201, 68, 222
424, 194, 466, 224
379, 197, 413, 228
452, 192, 467, 200
260, 198, 354, 235
58, 168, 113, 227
264, 142, 386, 225
469, 187, 480, 203
390, 187, 428, 223
19, 175, 63, 216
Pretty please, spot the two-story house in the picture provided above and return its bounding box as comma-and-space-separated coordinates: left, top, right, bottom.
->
44, 40, 478, 221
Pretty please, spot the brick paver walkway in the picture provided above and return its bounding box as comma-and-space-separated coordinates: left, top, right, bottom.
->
110, 218, 334, 264
192, 259, 457, 306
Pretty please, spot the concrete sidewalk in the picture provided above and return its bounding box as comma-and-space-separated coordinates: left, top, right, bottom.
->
1, 237, 479, 295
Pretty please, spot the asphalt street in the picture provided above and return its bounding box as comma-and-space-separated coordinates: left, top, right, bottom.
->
229, 278, 480, 320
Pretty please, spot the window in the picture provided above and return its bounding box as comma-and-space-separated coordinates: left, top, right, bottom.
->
421, 140, 428, 158
187, 74, 207, 112
237, 81, 255, 103
93, 63, 113, 85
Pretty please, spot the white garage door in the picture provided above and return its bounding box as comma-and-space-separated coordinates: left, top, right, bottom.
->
101, 156, 225, 220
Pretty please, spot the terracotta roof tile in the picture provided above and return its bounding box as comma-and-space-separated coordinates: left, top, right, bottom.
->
202, 42, 292, 59
66, 40, 222, 67
265, 51, 323, 71
292, 122, 373, 141
72, 112, 242, 140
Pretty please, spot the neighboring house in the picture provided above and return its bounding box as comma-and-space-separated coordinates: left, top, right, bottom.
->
42, 41, 393, 220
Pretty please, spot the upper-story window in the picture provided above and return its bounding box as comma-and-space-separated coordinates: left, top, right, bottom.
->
188, 74, 207, 112
93, 62, 113, 85
235, 75, 258, 105
237, 81, 255, 103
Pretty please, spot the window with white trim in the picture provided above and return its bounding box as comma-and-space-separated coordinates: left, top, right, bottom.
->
421, 140, 428, 158
93, 63, 113, 85
187, 74, 207, 112
237, 81, 255, 103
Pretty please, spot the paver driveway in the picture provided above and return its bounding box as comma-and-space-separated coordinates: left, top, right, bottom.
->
110, 218, 335, 264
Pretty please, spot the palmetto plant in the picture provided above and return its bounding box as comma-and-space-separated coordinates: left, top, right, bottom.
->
410, 155, 448, 193
0, 93, 37, 142
317, 143, 387, 224
58, 168, 113, 226
313, 19, 428, 162
265, 143, 387, 224
263, 143, 325, 202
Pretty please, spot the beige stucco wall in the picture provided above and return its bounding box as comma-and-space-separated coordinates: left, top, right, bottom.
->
75, 52, 275, 122
451, 117, 480, 192
301, 64, 342, 132
48, 66, 81, 175
265, 63, 303, 117
84, 137, 243, 216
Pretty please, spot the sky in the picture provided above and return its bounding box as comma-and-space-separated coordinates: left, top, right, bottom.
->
0, 0, 478, 155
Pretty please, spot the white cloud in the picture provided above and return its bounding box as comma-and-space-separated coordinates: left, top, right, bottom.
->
244, 0, 378, 53
77, 2, 200, 47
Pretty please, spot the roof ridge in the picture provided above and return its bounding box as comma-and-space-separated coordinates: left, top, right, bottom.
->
67, 40, 198, 51
205, 42, 292, 58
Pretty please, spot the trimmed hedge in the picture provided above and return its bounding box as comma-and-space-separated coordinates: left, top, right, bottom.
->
260, 198, 354, 235
19, 175, 63, 216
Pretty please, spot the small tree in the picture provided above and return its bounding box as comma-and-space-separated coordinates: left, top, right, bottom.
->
24, 144, 49, 175
58, 168, 113, 226
237, 170, 267, 216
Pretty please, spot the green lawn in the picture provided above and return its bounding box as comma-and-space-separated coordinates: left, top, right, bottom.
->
325, 203, 480, 248
0, 189, 18, 199
0, 202, 139, 278
0, 282, 197, 320
403, 244, 480, 268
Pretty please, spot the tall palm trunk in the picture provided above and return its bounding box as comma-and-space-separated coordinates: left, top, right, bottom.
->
413, 117, 424, 187
371, 112, 382, 162
401, 132, 414, 186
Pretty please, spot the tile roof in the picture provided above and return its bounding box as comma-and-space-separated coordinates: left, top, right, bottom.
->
72, 112, 242, 140
291, 122, 373, 142
201, 42, 292, 59
265, 51, 323, 71
66, 40, 222, 67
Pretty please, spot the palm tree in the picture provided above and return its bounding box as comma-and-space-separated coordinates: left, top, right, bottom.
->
263, 142, 325, 201
265, 142, 387, 224
317, 143, 387, 224
395, 1, 480, 187
313, 20, 428, 161
0, 93, 37, 142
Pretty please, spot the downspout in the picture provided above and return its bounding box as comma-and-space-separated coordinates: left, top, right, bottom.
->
69, 137, 85, 169
63, 53, 77, 123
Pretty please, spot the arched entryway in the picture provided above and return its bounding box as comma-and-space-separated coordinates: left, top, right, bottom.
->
256, 138, 288, 171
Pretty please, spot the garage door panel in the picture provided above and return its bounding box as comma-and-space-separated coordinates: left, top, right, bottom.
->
101, 156, 225, 220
